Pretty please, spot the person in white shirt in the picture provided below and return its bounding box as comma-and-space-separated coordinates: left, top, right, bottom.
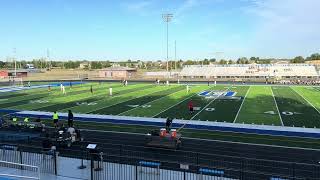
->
109, 87, 112, 96
62, 85, 66, 94
67, 126, 76, 135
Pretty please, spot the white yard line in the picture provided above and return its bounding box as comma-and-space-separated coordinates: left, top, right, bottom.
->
190, 86, 231, 120
233, 86, 251, 123
291, 87, 320, 115
86, 86, 171, 114
152, 93, 199, 118
270, 87, 284, 126
117, 87, 182, 116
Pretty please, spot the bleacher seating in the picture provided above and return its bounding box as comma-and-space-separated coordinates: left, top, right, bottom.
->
179, 64, 319, 78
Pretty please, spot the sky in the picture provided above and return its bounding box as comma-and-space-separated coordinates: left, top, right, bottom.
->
0, 0, 319, 61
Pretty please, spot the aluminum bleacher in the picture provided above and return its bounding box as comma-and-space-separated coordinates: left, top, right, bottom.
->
180, 64, 319, 78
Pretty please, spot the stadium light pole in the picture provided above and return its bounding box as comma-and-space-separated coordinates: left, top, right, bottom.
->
162, 13, 173, 76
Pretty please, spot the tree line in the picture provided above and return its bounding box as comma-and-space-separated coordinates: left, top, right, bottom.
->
0, 53, 319, 70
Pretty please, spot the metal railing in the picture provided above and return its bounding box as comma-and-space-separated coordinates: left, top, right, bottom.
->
0, 160, 40, 180
0, 143, 319, 180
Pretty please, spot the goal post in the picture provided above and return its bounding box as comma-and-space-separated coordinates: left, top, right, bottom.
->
0, 160, 40, 180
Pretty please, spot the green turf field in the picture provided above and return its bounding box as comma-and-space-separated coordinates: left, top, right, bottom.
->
1, 82, 320, 128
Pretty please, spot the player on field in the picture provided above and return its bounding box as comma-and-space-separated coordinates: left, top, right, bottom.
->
109, 87, 113, 96
48, 85, 51, 91
62, 85, 66, 94
60, 83, 63, 91
186, 84, 190, 93
188, 100, 194, 114
90, 85, 93, 94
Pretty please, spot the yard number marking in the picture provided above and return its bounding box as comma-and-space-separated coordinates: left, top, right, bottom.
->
30, 100, 49, 104
76, 102, 97, 106
127, 104, 151, 108
264, 111, 302, 116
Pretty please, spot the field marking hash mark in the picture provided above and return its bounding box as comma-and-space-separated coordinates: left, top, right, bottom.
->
233, 86, 251, 123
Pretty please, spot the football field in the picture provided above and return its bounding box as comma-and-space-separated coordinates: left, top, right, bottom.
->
1, 82, 320, 128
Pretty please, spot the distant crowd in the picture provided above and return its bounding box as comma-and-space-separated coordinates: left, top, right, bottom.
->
276, 80, 320, 86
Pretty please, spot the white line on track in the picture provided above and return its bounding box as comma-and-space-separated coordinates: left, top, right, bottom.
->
80, 128, 320, 152
271, 87, 284, 126
233, 86, 251, 123
290, 86, 320, 115
86, 86, 172, 114
190, 86, 231, 120
118, 87, 184, 116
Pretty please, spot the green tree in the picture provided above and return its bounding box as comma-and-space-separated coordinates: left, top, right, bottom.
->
202, 59, 210, 65
291, 56, 305, 63
237, 57, 248, 64
91, 61, 103, 69
209, 58, 216, 63
0, 61, 5, 68
219, 59, 228, 64
307, 53, 320, 60
184, 60, 195, 65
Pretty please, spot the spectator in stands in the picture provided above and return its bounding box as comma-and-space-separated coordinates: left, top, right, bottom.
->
67, 110, 74, 127
67, 125, 77, 142
0, 116, 3, 127
67, 125, 76, 136
11, 116, 18, 126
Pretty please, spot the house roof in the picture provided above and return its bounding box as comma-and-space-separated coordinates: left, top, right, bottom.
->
100, 67, 137, 71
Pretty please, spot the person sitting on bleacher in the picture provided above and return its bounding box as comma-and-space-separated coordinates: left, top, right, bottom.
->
24, 117, 29, 124
12, 116, 18, 125
67, 125, 77, 142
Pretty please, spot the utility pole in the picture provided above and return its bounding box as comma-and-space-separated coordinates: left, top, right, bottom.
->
13, 48, 17, 77
162, 13, 173, 77
174, 40, 177, 70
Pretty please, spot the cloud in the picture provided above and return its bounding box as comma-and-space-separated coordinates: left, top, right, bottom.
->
243, 0, 320, 57
122, 0, 154, 15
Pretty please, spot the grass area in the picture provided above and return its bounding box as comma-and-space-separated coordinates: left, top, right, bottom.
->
272, 86, 320, 128
2, 82, 320, 148
236, 86, 281, 125
1, 82, 320, 127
